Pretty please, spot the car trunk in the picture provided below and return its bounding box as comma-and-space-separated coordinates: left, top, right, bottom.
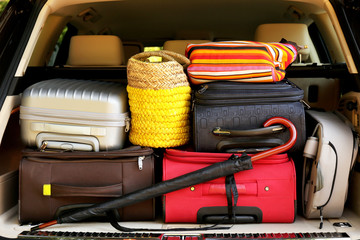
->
0, 0, 360, 239
0, 92, 359, 239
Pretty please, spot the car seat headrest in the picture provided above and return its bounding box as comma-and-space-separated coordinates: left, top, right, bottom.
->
254, 23, 319, 63
66, 35, 125, 66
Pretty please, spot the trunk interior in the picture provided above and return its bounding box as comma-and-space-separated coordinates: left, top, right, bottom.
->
1, 0, 360, 239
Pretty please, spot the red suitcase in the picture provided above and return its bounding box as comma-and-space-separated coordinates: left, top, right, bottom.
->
163, 149, 296, 223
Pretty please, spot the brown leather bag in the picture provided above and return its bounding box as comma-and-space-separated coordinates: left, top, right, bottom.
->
19, 146, 155, 224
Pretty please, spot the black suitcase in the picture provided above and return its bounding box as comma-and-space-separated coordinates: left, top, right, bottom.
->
192, 80, 306, 153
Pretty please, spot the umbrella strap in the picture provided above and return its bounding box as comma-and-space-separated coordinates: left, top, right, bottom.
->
107, 174, 238, 232
107, 211, 232, 232
225, 174, 238, 222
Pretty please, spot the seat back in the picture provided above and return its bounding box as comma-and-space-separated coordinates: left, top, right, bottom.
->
255, 23, 338, 111
66, 35, 125, 66
163, 40, 209, 56
254, 23, 319, 63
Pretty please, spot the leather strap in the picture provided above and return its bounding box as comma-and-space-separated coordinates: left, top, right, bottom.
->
225, 174, 238, 221
107, 175, 240, 232
48, 183, 123, 198
216, 137, 284, 153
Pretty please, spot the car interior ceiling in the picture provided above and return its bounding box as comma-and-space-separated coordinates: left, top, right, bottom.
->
15, 0, 358, 106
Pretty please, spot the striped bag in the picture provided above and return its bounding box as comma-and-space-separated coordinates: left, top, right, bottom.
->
185, 41, 298, 84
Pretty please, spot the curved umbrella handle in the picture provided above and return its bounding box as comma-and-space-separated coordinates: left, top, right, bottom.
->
251, 117, 297, 162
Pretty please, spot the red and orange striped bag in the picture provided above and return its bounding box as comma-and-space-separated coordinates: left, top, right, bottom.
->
185, 41, 298, 84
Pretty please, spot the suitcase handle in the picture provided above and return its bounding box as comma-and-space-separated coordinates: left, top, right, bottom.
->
197, 206, 262, 223
212, 125, 285, 137
204, 182, 257, 195
216, 137, 284, 153
42, 183, 123, 198
36, 133, 100, 151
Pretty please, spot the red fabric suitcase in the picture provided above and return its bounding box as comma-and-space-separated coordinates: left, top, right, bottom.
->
163, 149, 296, 223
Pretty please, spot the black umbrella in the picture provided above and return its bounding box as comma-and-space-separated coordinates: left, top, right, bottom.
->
31, 116, 297, 231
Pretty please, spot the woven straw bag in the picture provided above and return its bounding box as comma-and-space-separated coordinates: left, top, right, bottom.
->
127, 50, 191, 148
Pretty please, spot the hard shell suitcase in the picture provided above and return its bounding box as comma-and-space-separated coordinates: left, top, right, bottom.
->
19, 146, 155, 224
20, 79, 130, 151
302, 110, 358, 226
192, 80, 305, 153
162, 149, 297, 223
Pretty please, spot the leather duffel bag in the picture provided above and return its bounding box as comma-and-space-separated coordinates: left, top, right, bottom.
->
19, 146, 155, 224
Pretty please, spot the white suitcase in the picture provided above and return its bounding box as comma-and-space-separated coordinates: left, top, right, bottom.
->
20, 79, 130, 151
302, 110, 358, 228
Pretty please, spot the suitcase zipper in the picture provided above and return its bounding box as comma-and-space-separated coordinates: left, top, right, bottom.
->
194, 97, 303, 106
164, 149, 289, 164
194, 81, 304, 105
25, 156, 151, 166
197, 80, 299, 92
195, 89, 303, 106
138, 156, 145, 170
22, 147, 153, 160
20, 106, 130, 127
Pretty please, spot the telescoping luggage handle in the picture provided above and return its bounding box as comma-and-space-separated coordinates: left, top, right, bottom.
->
31, 117, 297, 232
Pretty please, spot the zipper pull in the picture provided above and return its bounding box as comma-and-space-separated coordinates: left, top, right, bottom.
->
197, 84, 208, 94
40, 141, 48, 152
191, 99, 195, 111
212, 127, 231, 136
301, 99, 311, 109
138, 156, 145, 170
125, 117, 131, 132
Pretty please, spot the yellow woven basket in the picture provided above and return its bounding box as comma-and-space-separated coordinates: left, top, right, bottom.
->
127, 51, 192, 148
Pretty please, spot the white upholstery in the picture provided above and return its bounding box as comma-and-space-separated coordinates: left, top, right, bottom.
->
163, 40, 209, 56
254, 23, 319, 63
66, 35, 125, 66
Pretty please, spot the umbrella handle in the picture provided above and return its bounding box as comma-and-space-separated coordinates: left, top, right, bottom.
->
251, 117, 297, 162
